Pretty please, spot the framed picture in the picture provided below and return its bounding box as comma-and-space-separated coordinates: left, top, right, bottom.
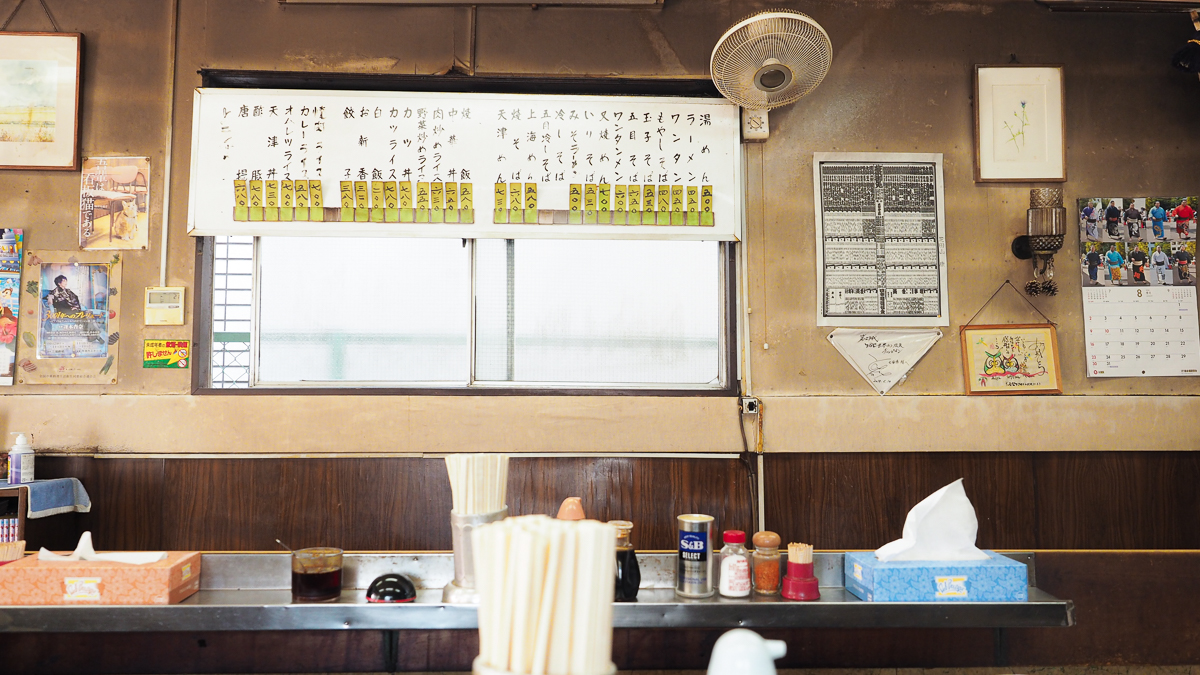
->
15, 250, 122, 385
0, 32, 82, 170
960, 323, 1062, 395
973, 65, 1065, 183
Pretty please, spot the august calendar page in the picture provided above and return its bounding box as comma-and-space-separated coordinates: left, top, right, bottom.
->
1078, 196, 1200, 378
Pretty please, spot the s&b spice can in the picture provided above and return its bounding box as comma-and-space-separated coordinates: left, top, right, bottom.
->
676, 514, 715, 598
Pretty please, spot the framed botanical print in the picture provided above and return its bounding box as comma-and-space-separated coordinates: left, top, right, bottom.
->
974, 65, 1065, 183
0, 32, 82, 170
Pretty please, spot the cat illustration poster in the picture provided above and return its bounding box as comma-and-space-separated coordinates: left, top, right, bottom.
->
960, 324, 1062, 395
79, 156, 150, 250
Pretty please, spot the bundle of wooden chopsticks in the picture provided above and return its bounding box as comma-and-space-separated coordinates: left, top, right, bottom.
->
473, 515, 615, 675
446, 453, 509, 515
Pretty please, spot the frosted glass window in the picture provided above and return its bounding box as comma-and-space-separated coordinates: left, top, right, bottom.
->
256, 238, 470, 384
475, 239, 722, 385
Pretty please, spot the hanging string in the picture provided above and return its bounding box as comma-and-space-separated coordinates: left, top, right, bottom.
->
964, 280, 1056, 327
1, 0, 62, 32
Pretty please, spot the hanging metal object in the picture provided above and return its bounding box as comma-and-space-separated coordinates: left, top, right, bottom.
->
1012, 188, 1067, 296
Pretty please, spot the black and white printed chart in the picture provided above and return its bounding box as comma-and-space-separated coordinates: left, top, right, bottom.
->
1084, 286, 1200, 377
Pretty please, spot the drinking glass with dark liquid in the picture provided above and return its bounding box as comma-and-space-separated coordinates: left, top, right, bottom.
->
291, 547, 343, 603
608, 520, 640, 602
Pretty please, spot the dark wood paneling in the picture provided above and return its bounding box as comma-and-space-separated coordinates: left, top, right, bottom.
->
0, 631, 385, 674
40, 456, 746, 551
1007, 551, 1200, 665
35, 456, 164, 552
1032, 452, 1200, 549
508, 456, 754, 550
763, 453, 1038, 550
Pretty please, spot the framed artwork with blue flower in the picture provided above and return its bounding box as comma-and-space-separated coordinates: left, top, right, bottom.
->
974, 65, 1065, 183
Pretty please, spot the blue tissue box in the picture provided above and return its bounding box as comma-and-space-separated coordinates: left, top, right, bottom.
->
844, 550, 1028, 602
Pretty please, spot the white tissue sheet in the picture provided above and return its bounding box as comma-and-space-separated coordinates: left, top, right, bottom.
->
37, 531, 167, 565
875, 479, 991, 562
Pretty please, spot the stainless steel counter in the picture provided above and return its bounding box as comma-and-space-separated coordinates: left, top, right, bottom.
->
0, 552, 1074, 632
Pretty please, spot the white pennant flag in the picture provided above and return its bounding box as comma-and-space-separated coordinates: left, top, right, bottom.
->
828, 328, 943, 395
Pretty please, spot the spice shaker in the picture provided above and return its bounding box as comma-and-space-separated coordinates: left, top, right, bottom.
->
718, 530, 751, 598
676, 514, 715, 598
751, 531, 782, 595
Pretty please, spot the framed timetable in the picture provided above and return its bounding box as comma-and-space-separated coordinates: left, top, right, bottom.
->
1083, 286, 1200, 377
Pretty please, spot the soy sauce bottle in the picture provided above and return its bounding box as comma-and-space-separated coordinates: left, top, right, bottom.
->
609, 520, 641, 602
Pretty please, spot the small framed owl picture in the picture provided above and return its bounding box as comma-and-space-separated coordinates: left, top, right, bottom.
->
960, 324, 1062, 395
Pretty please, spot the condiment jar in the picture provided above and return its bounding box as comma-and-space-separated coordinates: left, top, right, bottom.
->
751, 531, 782, 595
718, 530, 751, 598
609, 520, 641, 602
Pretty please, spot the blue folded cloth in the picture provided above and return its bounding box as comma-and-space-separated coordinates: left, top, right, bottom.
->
11, 478, 92, 519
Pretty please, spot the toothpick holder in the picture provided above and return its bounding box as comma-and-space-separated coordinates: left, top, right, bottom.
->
443, 506, 508, 603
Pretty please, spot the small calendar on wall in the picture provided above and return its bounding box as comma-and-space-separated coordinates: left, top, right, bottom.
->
1078, 194, 1199, 378
1084, 287, 1200, 377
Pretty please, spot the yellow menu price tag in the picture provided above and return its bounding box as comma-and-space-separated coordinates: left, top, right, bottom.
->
445, 182, 458, 210
569, 184, 582, 211
584, 184, 597, 210
614, 185, 627, 212
508, 182, 522, 211
340, 181, 355, 209
431, 182, 444, 210
524, 183, 537, 210
309, 180, 322, 208
494, 183, 507, 210
598, 184, 610, 212
294, 180, 309, 208
399, 181, 413, 208
280, 180, 294, 207
233, 180, 248, 207
354, 181, 369, 209
384, 181, 398, 208
459, 183, 473, 209
627, 185, 639, 212
371, 181, 385, 208
643, 185, 656, 211
687, 186, 699, 212
248, 180, 263, 207
416, 182, 430, 210
265, 181, 279, 208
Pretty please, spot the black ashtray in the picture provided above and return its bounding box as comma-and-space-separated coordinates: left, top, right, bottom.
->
366, 574, 417, 603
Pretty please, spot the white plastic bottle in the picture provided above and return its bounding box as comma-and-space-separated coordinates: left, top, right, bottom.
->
718, 529, 751, 598
8, 433, 34, 485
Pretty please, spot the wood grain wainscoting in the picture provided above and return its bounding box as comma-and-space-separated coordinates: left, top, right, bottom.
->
29, 454, 755, 551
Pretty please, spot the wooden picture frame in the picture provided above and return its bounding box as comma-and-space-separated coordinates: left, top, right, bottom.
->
960, 323, 1062, 395
973, 65, 1065, 183
0, 32, 82, 170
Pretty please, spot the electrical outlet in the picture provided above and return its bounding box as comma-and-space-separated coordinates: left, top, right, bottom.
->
740, 397, 759, 415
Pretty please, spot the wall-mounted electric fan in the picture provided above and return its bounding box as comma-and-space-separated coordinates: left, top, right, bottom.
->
710, 9, 833, 140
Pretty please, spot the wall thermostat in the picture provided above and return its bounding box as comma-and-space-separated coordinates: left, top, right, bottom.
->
144, 286, 185, 326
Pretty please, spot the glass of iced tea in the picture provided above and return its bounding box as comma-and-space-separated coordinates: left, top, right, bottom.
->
291, 547, 343, 603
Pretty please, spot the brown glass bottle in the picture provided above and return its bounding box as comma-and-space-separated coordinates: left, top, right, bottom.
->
609, 520, 641, 602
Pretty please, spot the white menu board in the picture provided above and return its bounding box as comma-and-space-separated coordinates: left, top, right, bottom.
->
187, 88, 742, 241
812, 153, 949, 327
1084, 286, 1200, 377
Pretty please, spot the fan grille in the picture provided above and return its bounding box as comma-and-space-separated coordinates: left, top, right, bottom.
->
711, 10, 833, 110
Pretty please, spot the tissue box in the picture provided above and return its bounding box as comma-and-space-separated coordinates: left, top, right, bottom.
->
844, 550, 1027, 602
0, 551, 200, 605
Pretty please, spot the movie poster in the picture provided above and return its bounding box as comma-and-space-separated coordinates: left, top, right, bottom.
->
16, 251, 122, 385
37, 263, 111, 359
0, 229, 22, 385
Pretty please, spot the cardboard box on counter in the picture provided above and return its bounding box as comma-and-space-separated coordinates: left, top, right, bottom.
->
0, 551, 200, 605
844, 550, 1028, 602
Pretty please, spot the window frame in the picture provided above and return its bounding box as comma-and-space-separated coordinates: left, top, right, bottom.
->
189, 71, 741, 397
192, 236, 739, 396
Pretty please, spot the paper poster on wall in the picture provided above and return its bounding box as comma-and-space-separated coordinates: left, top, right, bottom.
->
1077, 195, 1199, 378
827, 328, 942, 395
15, 251, 122, 384
143, 339, 189, 368
79, 156, 151, 250
0, 229, 22, 385
813, 153, 949, 327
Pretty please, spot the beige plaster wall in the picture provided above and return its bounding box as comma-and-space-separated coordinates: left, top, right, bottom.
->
1, 0, 1198, 454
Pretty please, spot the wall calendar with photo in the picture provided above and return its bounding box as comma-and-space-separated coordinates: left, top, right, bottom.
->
1078, 195, 1200, 378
